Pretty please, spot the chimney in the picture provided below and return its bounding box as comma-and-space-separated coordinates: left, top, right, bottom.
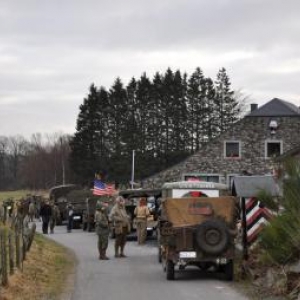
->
250, 103, 258, 112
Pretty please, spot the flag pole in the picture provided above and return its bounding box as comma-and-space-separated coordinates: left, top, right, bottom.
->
131, 150, 135, 189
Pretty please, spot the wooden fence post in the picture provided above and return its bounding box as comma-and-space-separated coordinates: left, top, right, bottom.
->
0, 228, 3, 288
8, 231, 14, 275
1, 228, 8, 286
15, 227, 21, 269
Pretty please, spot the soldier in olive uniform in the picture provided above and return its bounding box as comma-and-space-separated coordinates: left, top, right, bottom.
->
95, 201, 110, 260
134, 197, 150, 245
49, 202, 60, 234
109, 196, 130, 258
28, 200, 35, 222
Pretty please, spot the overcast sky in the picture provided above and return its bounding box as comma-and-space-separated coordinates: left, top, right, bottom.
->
1, 0, 300, 139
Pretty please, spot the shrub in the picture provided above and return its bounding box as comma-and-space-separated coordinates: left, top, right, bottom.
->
259, 158, 300, 265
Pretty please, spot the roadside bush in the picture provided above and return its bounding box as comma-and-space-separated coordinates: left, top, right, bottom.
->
259, 158, 300, 265
260, 212, 300, 264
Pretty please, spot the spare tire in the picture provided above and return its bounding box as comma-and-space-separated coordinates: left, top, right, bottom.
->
196, 219, 230, 255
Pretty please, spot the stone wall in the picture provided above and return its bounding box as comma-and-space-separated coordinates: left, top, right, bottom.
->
142, 116, 300, 188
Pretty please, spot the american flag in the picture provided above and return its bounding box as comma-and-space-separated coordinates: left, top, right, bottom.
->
93, 179, 116, 196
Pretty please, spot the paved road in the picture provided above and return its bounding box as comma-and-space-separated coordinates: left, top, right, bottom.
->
36, 223, 249, 300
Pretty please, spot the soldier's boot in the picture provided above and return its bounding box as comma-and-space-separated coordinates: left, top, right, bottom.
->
120, 245, 126, 258
114, 245, 119, 258
102, 249, 110, 260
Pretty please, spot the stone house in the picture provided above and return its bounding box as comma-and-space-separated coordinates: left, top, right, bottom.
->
142, 98, 300, 188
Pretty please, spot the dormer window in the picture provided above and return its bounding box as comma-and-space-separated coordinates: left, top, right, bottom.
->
224, 141, 241, 158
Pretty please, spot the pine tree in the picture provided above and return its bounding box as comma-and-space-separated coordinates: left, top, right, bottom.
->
108, 77, 129, 184
214, 68, 240, 133
187, 67, 207, 152
69, 84, 102, 184
151, 72, 164, 171
70, 67, 242, 185
203, 77, 216, 140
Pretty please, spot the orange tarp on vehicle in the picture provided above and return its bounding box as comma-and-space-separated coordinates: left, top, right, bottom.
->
163, 196, 238, 228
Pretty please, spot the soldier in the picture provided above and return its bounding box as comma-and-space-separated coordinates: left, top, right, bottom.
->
28, 200, 35, 222
0, 203, 5, 223
95, 202, 110, 260
49, 202, 60, 234
134, 197, 150, 245
66, 203, 74, 233
40, 199, 52, 234
109, 196, 130, 258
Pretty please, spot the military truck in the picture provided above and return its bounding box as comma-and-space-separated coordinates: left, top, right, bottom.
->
49, 184, 80, 224
157, 181, 239, 281
111, 188, 162, 239
66, 189, 98, 229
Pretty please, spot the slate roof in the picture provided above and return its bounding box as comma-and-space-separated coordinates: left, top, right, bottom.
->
231, 175, 282, 197
247, 98, 300, 117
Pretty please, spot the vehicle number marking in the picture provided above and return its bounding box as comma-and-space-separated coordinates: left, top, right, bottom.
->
179, 251, 196, 258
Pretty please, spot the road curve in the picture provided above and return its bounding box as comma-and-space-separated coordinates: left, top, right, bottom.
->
36, 223, 249, 300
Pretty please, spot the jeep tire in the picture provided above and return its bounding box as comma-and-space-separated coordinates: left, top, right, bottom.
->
158, 247, 162, 263
196, 219, 230, 255
224, 259, 234, 281
166, 260, 175, 280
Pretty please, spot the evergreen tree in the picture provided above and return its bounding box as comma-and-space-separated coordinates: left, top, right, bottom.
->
93, 87, 110, 178
214, 68, 240, 133
160, 68, 175, 166
187, 67, 207, 152
151, 72, 165, 170
69, 84, 102, 184
168, 70, 189, 162
108, 77, 130, 184
69, 67, 242, 185
203, 77, 216, 140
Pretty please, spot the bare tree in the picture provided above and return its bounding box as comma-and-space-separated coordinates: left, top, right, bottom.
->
6, 135, 28, 188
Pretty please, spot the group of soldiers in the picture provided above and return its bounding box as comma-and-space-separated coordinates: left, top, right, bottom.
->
1, 193, 151, 262
0, 195, 61, 235
94, 195, 150, 260
38, 199, 61, 234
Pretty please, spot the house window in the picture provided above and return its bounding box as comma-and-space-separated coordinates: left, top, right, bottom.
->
265, 140, 282, 158
225, 141, 240, 158
183, 174, 220, 183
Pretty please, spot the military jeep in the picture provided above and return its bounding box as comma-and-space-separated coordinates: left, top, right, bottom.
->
158, 181, 239, 281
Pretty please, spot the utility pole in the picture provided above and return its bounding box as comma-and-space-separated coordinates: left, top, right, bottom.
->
60, 137, 65, 185
131, 150, 135, 189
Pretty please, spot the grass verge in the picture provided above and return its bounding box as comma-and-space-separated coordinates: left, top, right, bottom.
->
0, 233, 77, 300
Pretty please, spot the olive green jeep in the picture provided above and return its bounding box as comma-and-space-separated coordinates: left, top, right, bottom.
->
157, 181, 239, 281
